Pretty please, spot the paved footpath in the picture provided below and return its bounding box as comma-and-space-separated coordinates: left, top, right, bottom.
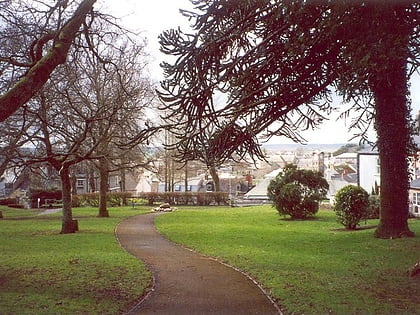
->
116, 213, 281, 315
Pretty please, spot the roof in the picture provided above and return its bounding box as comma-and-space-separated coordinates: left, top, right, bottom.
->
335, 153, 358, 159
410, 178, 420, 189
244, 177, 271, 200
264, 168, 282, 178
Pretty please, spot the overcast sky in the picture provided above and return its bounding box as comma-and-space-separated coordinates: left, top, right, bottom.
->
101, 0, 420, 145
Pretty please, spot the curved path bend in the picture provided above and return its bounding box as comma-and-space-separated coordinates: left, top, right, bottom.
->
116, 213, 281, 315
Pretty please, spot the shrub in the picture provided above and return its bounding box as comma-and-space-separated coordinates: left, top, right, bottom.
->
128, 198, 148, 206
365, 195, 380, 219
267, 164, 329, 219
79, 193, 99, 207
29, 189, 62, 208
333, 185, 369, 229
137, 191, 228, 206
138, 192, 158, 205
0, 198, 15, 206
71, 195, 81, 208
7, 204, 24, 209
108, 192, 132, 206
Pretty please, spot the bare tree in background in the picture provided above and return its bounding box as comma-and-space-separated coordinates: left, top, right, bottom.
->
79, 41, 156, 217
7, 40, 156, 233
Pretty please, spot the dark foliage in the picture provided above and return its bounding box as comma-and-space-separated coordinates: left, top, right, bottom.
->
0, 198, 16, 206
267, 164, 329, 219
333, 185, 369, 230
29, 189, 62, 207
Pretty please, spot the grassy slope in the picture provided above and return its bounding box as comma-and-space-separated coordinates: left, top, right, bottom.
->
155, 206, 420, 315
0, 206, 152, 315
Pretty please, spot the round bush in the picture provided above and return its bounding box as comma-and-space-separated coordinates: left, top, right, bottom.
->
267, 164, 329, 219
333, 185, 369, 229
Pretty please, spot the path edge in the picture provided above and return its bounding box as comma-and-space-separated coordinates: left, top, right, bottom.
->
115, 212, 284, 315
153, 214, 284, 315
114, 214, 156, 315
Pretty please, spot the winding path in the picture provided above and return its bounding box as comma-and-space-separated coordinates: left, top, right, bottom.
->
116, 212, 281, 315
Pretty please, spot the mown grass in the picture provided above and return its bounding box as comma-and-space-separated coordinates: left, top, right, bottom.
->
0, 206, 152, 315
155, 205, 420, 315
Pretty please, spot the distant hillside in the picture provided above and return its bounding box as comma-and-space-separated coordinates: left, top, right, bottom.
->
262, 143, 349, 152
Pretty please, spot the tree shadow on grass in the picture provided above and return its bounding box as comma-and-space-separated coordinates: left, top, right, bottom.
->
278, 216, 324, 222
331, 225, 377, 232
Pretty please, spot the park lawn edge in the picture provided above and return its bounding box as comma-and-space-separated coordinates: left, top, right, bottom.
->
0, 206, 153, 315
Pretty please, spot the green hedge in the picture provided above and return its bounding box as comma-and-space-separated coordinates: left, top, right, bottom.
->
71, 191, 229, 207
137, 192, 229, 206
75, 192, 132, 207
29, 189, 62, 207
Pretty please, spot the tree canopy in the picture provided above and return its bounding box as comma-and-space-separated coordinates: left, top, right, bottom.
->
159, 0, 419, 238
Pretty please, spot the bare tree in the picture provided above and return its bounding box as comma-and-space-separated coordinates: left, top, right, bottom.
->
0, 0, 98, 122
8, 36, 155, 233
76, 41, 157, 217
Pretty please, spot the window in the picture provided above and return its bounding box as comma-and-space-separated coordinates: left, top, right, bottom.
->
413, 192, 420, 206
76, 179, 84, 188
206, 182, 214, 192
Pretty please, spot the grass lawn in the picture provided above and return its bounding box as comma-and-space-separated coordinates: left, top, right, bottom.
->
155, 205, 420, 315
0, 205, 152, 315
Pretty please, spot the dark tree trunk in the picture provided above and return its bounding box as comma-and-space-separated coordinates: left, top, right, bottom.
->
184, 162, 188, 192
70, 168, 77, 195
60, 165, 78, 234
120, 168, 126, 192
370, 8, 414, 238
88, 166, 96, 192
98, 157, 109, 217
209, 165, 220, 192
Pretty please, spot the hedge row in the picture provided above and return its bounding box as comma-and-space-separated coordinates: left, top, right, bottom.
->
29, 189, 62, 207
0, 198, 16, 205
72, 192, 132, 207
71, 191, 230, 207
136, 192, 229, 206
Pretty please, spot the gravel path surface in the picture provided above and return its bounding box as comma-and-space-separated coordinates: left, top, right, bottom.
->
116, 212, 281, 315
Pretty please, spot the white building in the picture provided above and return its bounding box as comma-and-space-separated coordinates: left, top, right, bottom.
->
357, 152, 380, 194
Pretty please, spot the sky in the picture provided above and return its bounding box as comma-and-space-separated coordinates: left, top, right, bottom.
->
100, 0, 420, 145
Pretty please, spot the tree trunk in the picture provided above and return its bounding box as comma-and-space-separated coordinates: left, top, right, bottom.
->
88, 165, 96, 192
184, 162, 188, 192
209, 165, 220, 192
60, 165, 78, 234
98, 157, 109, 217
70, 168, 77, 195
370, 10, 414, 238
120, 168, 126, 192
0, 0, 97, 122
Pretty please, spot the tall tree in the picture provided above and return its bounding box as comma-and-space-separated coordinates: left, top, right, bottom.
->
159, 0, 419, 238
8, 39, 155, 233
81, 41, 156, 217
